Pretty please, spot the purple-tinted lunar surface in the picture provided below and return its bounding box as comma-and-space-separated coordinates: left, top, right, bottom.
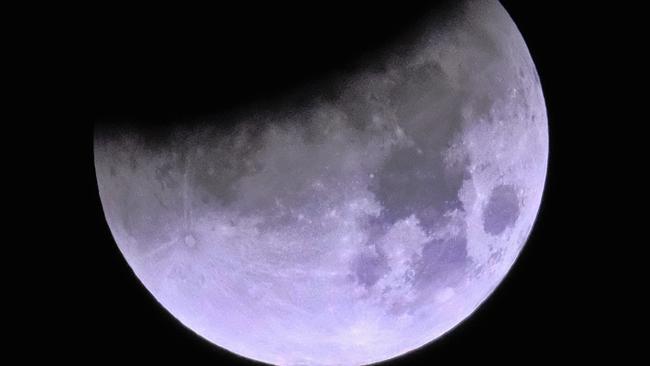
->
94, 1, 548, 365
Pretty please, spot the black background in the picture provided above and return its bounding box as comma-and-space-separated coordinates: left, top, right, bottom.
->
20, 1, 620, 364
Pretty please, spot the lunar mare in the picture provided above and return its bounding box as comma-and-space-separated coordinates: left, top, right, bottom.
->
94, 1, 548, 365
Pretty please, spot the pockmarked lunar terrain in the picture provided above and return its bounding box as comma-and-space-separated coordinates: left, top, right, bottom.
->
94, 1, 548, 365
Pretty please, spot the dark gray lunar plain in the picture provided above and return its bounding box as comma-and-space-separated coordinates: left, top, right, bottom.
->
94, 1, 548, 365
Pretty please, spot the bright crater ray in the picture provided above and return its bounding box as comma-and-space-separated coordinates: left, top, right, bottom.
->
94, 1, 548, 365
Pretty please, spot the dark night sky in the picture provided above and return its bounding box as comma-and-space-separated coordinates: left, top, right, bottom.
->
13, 1, 627, 364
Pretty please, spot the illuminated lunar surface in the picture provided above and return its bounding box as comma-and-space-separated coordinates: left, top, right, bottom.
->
94, 1, 548, 365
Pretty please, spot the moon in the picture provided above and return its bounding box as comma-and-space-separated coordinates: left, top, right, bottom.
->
94, 1, 548, 365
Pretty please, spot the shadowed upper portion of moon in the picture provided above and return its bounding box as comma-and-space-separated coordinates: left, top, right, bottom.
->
94, 1, 548, 365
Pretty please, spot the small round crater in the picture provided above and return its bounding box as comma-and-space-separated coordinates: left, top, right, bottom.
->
482, 184, 520, 235
184, 233, 197, 248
